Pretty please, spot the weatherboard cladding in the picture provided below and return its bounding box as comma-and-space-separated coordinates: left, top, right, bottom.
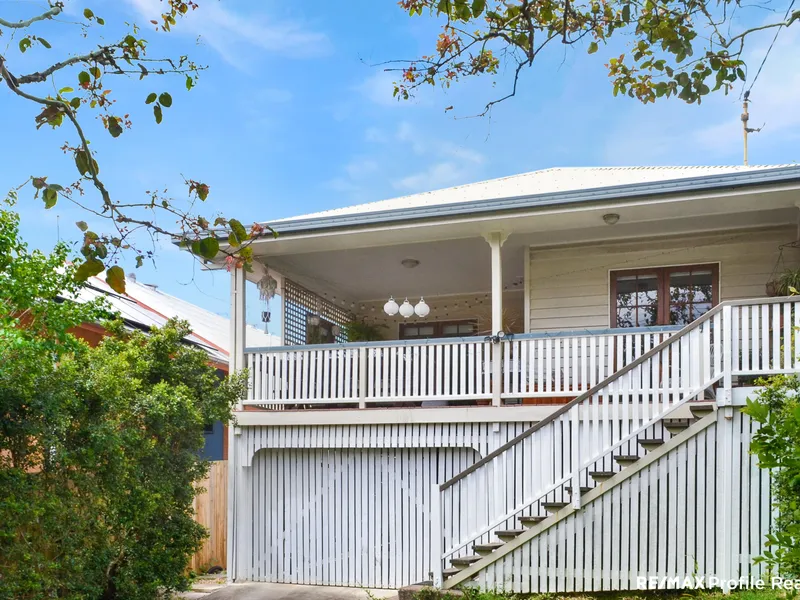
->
527, 226, 800, 331
265, 165, 800, 234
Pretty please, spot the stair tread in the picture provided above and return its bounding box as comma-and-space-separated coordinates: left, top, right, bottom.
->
639, 438, 665, 444
474, 542, 504, 553
451, 554, 482, 565
564, 485, 592, 493
495, 529, 525, 537
443, 567, 462, 577
614, 455, 640, 463
589, 470, 616, 477
519, 515, 547, 522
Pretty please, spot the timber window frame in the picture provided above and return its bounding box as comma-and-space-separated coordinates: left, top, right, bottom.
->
610, 263, 720, 328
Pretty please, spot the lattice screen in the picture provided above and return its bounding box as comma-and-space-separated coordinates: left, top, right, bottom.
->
283, 279, 352, 345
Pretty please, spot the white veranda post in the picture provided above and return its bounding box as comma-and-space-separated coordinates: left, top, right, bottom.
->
484, 231, 508, 406
226, 266, 246, 582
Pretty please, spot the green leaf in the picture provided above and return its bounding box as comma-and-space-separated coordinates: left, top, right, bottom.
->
59, 87, 74, 95
19, 38, 31, 53
228, 231, 240, 248
96, 17, 105, 25
75, 258, 105, 281
74, 149, 99, 176
38, 38, 51, 49
106, 266, 126, 294
76, 221, 88, 232
159, 92, 173, 108
588, 41, 599, 54
70, 97, 81, 109
145, 92, 158, 104
107, 116, 123, 138
197, 237, 220, 260
42, 188, 58, 209
83, 8, 94, 19
621, 3, 631, 22
185, 75, 194, 91
471, 0, 486, 17
89, 66, 101, 79
153, 104, 163, 124
78, 71, 91, 85
229, 219, 249, 243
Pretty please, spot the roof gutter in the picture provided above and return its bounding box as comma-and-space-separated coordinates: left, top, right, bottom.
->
260, 165, 800, 237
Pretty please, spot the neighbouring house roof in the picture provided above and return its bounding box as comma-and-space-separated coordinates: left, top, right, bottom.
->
117, 275, 279, 351
70, 274, 279, 366
267, 165, 800, 233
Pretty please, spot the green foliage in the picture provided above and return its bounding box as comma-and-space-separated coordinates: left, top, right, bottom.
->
743, 374, 800, 577
341, 319, 387, 342
395, 0, 800, 111
0, 0, 270, 292
0, 206, 246, 600
771, 269, 800, 297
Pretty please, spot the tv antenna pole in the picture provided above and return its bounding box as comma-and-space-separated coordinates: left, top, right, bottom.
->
741, 91, 764, 166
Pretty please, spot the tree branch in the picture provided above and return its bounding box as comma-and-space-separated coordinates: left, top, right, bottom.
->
0, 6, 62, 29
16, 48, 114, 85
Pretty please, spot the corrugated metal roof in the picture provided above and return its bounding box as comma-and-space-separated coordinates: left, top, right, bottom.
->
274, 165, 797, 224
116, 276, 280, 352
69, 273, 280, 364
72, 278, 229, 364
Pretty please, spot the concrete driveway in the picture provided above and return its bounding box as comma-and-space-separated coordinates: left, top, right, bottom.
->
202, 583, 397, 600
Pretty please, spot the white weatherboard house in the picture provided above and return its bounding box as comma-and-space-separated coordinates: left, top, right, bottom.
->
217, 165, 800, 592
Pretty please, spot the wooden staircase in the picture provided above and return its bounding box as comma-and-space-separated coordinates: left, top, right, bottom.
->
441, 403, 717, 585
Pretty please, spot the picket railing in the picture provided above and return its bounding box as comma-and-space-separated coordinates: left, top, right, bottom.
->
433, 297, 800, 585
243, 326, 677, 408
501, 328, 677, 399
245, 337, 494, 407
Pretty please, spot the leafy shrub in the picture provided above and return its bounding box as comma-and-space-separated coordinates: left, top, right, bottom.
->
0, 205, 246, 600
743, 374, 800, 577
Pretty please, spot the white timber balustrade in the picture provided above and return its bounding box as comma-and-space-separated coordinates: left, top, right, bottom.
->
501, 327, 677, 400
434, 297, 800, 576
244, 337, 493, 407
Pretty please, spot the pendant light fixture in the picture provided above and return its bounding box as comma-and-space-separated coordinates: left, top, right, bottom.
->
399, 298, 415, 318
383, 296, 399, 316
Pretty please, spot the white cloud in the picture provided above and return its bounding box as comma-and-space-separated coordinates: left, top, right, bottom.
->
356, 70, 401, 107
392, 161, 471, 192
124, 0, 331, 68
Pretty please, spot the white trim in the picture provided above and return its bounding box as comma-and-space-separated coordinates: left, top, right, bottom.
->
524, 246, 531, 334
233, 402, 707, 427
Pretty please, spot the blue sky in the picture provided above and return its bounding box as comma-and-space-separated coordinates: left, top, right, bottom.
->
4, 0, 799, 333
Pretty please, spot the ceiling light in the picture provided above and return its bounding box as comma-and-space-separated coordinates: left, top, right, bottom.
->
603, 213, 620, 225
401, 258, 420, 269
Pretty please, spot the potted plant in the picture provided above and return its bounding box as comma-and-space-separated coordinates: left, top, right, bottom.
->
340, 320, 387, 342
767, 267, 800, 297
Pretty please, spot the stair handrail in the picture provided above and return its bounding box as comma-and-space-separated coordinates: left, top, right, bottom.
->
439, 295, 798, 492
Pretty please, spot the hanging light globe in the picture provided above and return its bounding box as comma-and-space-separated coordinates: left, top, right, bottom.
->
383, 296, 399, 316
414, 297, 430, 318
399, 298, 415, 318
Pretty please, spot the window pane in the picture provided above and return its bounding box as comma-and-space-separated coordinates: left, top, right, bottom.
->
635, 275, 659, 306
692, 302, 712, 320
442, 324, 459, 335
616, 276, 637, 305
670, 304, 692, 325
617, 306, 636, 328
615, 273, 658, 327
419, 326, 435, 336
405, 327, 419, 337
458, 324, 476, 334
